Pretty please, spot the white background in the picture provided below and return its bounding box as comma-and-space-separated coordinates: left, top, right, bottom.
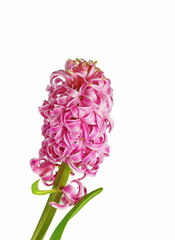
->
0, 0, 175, 239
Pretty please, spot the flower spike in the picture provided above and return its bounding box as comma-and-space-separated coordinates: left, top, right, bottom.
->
30, 59, 114, 240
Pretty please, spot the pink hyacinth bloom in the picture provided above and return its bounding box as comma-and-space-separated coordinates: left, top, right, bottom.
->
31, 58, 113, 186
30, 158, 56, 186
49, 180, 87, 209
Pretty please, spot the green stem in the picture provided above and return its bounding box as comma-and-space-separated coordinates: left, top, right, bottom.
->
31, 162, 71, 240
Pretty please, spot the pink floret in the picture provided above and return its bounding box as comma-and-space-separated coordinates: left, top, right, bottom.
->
49, 180, 87, 209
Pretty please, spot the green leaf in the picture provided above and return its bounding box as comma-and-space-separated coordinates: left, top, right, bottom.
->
49, 187, 103, 240
31, 179, 60, 195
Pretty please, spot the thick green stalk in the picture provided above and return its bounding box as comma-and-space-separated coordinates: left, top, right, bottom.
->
31, 162, 71, 240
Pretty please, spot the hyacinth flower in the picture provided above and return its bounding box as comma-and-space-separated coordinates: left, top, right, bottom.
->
30, 58, 114, 240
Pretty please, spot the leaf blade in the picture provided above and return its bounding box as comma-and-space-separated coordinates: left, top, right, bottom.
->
31, 179, 60, 195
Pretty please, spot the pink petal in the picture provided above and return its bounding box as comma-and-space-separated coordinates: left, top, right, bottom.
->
68, 159, 84, 173
71, 106, 79, 118
79, 83, 87, 94
79, 106, 93, 116
82, 151, 96, 164
65, 59, 76, 71
84, 88, 97, 102
54, 128, 63, 143
85, 165, 99, 176
70, 151, 82, 163
71, 180, 85, 199
63, 184, 77, 199
66, 88, 80, 98
86, 142, 104, 150
82, 121, 89, 142
82, 111, 96, 125
49, 201, 69, 209
89, 126, 99, 140
95, 112, 103, 128
66, 98, 80, 110
82, 96, 97, 107
105, 115, 114, 132
50, 70, 73, 87
57, 96, 69, 105
63, 131, 73, 148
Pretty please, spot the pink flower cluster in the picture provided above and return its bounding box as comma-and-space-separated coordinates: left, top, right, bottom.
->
30, 58, 113, 207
